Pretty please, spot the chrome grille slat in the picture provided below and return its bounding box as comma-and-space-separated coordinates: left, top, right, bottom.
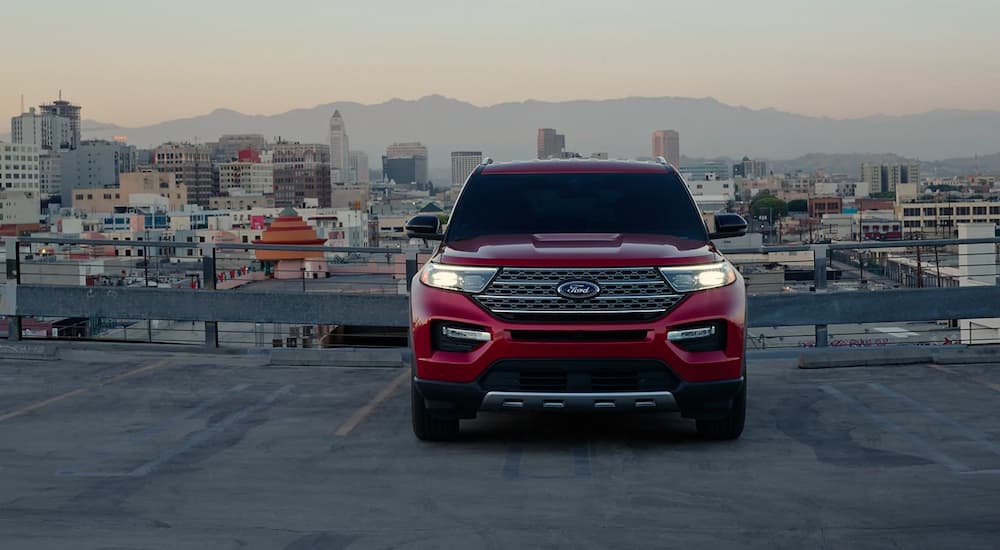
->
474, 267, 683, 321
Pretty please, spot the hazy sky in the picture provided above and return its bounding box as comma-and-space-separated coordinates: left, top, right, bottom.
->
4, 0, 999, 126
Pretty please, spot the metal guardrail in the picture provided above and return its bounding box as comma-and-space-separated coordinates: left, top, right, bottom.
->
3, 236, 999, 348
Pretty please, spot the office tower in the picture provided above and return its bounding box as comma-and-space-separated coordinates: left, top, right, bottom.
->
329, 110, 350, 183
537, 128, 566, 159
652, 130, 680, 166
272, 142, 331, 207
39, 95, 82, 150
11, 108, 73, 151
383, 142, 429, 185
861, 162, 921, 194
349, 151, 370, 183
450, 151, 483, 186
153, 143, 213, 207
59, 140, 137, 205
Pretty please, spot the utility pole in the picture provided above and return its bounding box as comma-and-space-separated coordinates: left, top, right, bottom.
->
915, 240, 924, 289
934, 245, 942, 287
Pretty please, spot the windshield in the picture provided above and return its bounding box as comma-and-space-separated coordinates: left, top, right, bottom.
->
445, 171, 709, 243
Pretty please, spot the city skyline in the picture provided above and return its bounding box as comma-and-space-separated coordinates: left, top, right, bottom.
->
4, 1, 1000, 126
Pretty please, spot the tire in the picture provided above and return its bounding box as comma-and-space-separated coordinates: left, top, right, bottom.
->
695, 381, 746, 441
411, 382, 460, 441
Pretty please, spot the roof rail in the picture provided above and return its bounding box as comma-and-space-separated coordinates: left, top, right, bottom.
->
481, 157, 494, 166
654, 156, 669, 165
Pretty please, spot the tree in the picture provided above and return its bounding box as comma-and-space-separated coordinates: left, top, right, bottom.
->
750, 195, 788, 220
787, 199, 808, 213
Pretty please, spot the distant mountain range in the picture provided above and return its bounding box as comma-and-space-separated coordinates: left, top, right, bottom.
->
3, 95, 999, 180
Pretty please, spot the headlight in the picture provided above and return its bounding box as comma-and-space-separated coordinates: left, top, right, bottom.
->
420, 263, 498, 293
659, 262, 737, 293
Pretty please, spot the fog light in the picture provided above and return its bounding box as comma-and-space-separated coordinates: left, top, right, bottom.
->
441, 325, 491, 342
667, 326, 717, 342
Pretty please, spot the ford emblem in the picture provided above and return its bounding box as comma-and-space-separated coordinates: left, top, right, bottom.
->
556, 280, 601, 300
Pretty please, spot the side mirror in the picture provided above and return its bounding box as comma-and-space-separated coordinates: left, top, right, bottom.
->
710, 213, 748, 240
405, 215, 444, 241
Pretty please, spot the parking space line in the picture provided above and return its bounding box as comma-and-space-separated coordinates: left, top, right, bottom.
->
502, 445, 523, 480
0, 358, 173, 424
573, 445, 592, 479
58, 384, 251, 476
867, 383, 1000, 458
333, 371, 409, 437
928, 364, 1000, 394
820, 385, 970, 472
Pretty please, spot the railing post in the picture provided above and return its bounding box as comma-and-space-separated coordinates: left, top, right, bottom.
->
201, 244, 218, 348
405, 248, 419, 292
4, 238, 21, 341
812, 244, 829, 347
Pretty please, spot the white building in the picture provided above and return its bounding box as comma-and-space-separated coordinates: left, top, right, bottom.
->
219, 158, 274, 195
328, 110, 350, 183
0, 191, 41, 225
450, 151, 482, 186
1, 142, 41, 193
686, 178, 735, 201
958, 223, 1000, 344
349, 150, 369, 183
10, 108, 73, 151
814, 181, 872, 199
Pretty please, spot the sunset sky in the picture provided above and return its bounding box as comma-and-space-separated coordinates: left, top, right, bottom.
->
4, 0, 999, 126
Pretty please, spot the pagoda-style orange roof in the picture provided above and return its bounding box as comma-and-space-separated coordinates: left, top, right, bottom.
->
254, 207, 325, 261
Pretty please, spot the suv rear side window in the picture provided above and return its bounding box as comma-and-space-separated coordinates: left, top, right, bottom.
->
445, 171, 708, 243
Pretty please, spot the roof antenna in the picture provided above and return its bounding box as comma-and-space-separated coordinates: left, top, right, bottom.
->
59, 89, 62, 101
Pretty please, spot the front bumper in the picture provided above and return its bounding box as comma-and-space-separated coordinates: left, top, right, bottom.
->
410, 279, 747, 385
414, 375, 745, 420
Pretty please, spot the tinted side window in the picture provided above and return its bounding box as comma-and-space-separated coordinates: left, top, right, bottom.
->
446, 172, 707, 243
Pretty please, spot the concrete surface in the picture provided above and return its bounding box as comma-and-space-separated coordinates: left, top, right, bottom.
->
0, 349, 998, 549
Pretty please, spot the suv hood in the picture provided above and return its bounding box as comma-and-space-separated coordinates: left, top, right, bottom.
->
436, 233, 721, 268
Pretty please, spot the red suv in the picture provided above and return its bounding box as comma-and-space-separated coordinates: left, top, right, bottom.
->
406, 159, 748, 440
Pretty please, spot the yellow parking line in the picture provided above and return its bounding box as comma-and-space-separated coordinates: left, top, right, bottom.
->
334, 370, 410, 437
928, 364, 1000, 394
0, 359, 172, 424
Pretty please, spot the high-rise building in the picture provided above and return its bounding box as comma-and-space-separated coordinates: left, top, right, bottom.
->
0, 142, 41, 225
733, 156, 768, 179
213, 134, 266, 162
0, 142, 41, 192
383, 156, 429, 187
861, 162, 921, 194
537, 128, 566, 159
11, 108, 74, 151
39, 96, 82, 150
329, 110, 350, 183
386, 142, 428, 158
153, 143, 213, 206
38, 151, 62, 198
383, 142, 429, 185
652, 130, 680, 166
272, 142, 331, 208
59, 140, 137, 205
349, 151, 370, 183
451, 151, 483, 186
219, 149, 274, 196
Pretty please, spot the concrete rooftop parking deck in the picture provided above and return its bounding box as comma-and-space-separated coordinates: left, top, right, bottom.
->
0, 347, 998, 549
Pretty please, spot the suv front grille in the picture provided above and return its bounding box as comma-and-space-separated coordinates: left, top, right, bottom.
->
475, 267, 683, 322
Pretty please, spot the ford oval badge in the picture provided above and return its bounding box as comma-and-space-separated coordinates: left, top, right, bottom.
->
556, 280, 601, 300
